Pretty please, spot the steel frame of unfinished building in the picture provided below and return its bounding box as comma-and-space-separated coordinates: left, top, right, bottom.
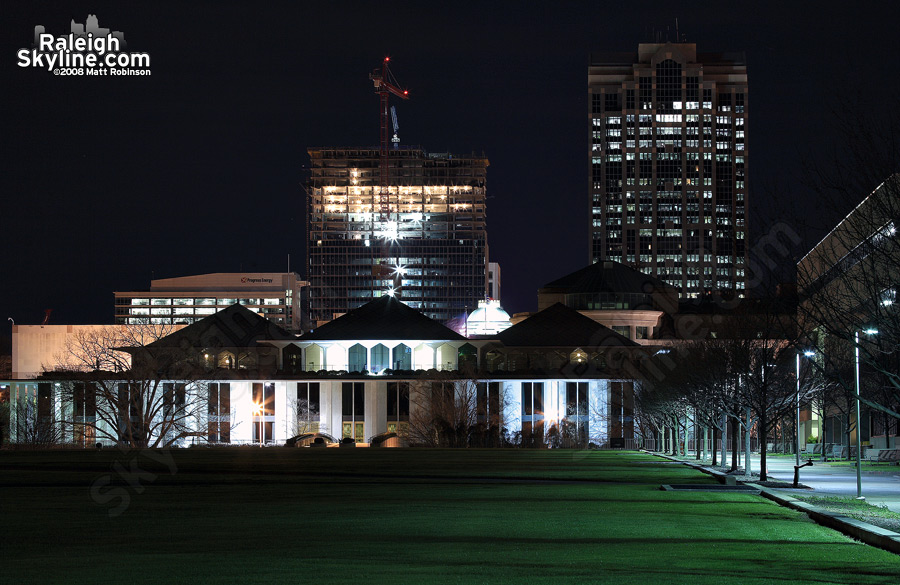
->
306, 147, 489, 325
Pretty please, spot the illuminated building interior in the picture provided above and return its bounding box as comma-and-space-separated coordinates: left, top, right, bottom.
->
114, 273, 307, 331
307, 147, 489, 324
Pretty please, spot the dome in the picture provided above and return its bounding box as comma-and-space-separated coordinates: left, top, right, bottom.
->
465, 299, 512, 336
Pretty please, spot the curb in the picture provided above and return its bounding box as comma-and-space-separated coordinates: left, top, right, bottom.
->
748, 483, 900, 555
650, 452, 900, 555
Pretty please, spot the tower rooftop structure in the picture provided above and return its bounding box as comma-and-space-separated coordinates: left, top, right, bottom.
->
589, 42, 749, 298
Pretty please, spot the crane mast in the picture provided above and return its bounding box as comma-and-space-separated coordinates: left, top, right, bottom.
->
369, 57, 409, 221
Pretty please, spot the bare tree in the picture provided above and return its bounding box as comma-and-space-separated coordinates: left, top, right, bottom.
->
796, 102, 899, 428
8, 394, 66, 448
288, 396, 322, 438
49, 323, 208, 448
405, 377, 512, 448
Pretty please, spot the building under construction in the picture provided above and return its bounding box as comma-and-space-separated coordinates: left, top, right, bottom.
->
306, 147, 489, 325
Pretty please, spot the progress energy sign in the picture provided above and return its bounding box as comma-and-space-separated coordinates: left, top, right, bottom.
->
16, 15, 151, 76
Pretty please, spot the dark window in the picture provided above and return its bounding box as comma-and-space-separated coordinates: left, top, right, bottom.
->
522, 382, 532, 416
655, 59, 682, 113
163, 383, 186, 418
349, 344, 367, 372
521, 382, 543, 417
386, 382, 410, 421
284, 344, 303, 372
371, 344, 389, 373
37, 383, 52, 420
73, 383, 97, 418
476, 381, 501, 420
565, 382, 589, 446
342, 382, 365, 442
686, 76, 699, 101
566, 382, 588, 417
297, 382, 320, 418
431, 382, 454, 405
604, 93, 621, 112
392, 344, 412, 370
342, 382, 365, 418
253, 422, 273, 444
458, 343, 477, 370
208, 383, 231, 443
639, 74, 653, 110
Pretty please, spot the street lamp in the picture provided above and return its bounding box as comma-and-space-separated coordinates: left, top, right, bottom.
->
854, 328, 878, 499
796, 350, 816, 467
253, 402, 264, 447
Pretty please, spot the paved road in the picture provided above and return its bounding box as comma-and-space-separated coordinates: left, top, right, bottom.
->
750, 454, 900, 513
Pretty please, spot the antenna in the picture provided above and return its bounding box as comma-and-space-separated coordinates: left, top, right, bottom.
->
676, 18, 679, 42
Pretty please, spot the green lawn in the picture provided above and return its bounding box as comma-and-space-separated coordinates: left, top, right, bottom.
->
1, 449, 897, 584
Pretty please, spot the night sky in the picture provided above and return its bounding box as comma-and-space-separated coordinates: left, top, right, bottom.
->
2, 0, 899, 328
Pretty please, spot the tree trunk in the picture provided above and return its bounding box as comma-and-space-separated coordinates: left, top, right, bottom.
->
759, 420, 768, 482
711, 425, 718, 466
846, 413, 853, 461
694, 415, 700, 460
731, 416, 739, 472
720, 412, 727, 467
701, 425, 707, 462
744, 407, 752, 477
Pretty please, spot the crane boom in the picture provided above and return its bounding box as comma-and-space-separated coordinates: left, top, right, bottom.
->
390, 106, 400, 149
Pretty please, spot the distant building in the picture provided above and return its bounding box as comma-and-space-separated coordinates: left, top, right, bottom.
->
523, 259, 794, 347
11, 324, 128, 379
465, 299, 512, 337
589, 43, 749, 298
524, 260, 678, 345
306, 147, 489, 324
10, 296, 646, 448
797, 175, 899, 450
114, 272, 307, 331
488, 262, 501, 300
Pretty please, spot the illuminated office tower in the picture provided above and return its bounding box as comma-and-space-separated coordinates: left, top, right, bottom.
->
589, 43, 748, 298
307, 147, 488, 324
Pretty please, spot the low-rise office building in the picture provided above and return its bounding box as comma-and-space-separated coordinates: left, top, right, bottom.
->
114, 272, 308, 332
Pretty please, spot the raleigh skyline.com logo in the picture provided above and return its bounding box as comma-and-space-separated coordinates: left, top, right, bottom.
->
16, 14, 151, 76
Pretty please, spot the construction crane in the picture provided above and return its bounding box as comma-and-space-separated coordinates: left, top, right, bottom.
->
369, 57, 409, 220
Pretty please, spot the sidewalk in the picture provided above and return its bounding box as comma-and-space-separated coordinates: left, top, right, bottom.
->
698, 452, 900, 513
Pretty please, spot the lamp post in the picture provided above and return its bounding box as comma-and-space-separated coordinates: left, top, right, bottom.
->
796, 350, 815, 467
253, 402, 263, 447
854, 328, 878, 498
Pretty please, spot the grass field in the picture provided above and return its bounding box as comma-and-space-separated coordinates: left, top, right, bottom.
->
1, 448, 898, 584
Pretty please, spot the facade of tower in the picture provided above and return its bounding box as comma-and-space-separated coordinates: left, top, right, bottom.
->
589, 43, 748, 298
307, 147, 489, 324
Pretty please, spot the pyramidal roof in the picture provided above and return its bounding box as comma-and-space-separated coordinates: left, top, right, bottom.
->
144, 304, 295, 350
497, 303, 638, 347
300, 296, 466, 341
540, 260, 678, 295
